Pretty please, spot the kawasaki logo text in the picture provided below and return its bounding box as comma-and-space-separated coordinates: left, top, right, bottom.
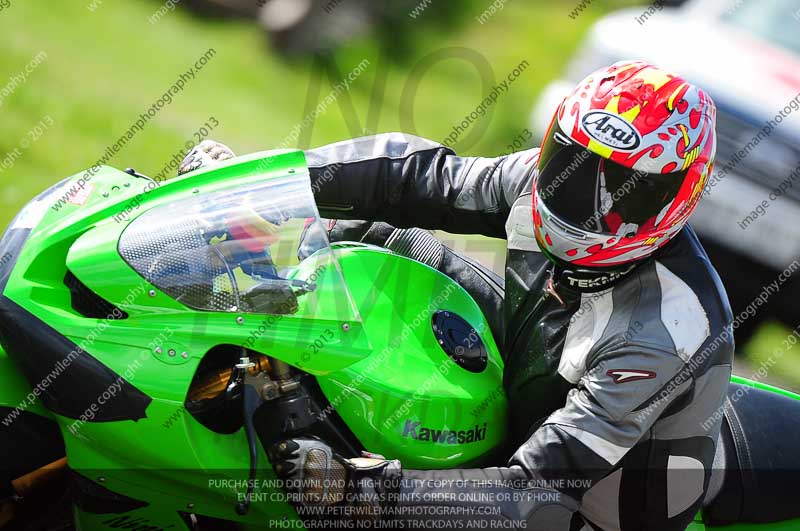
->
402, 420, 488, 444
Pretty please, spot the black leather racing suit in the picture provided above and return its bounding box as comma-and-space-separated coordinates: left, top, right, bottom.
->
304, 133, 735, 530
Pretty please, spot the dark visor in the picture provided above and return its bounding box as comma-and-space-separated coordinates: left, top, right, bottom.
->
536, 121, 687, 235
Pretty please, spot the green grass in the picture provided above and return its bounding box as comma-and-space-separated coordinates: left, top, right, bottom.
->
0, 0, 632, 208
741, 322, 800, 391
0, 0, 796, 391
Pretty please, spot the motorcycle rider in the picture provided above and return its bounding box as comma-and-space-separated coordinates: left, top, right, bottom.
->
180, 61, 732, 530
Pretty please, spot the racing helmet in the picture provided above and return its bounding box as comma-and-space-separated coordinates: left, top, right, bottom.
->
533, 60, 716, 269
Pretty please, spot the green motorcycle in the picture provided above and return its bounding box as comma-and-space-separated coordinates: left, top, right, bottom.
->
0, 150, 797, 530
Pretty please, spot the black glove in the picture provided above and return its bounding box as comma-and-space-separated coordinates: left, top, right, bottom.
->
270, 439, 579, 530
178, 139, 235, 176
268, 438, 401, 521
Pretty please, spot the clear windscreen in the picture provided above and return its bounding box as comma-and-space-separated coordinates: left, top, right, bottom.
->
118, 174, 359, 323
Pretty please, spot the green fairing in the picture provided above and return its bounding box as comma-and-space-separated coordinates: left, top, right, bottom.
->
0, 150, 795, 530
317, 246, 506, 468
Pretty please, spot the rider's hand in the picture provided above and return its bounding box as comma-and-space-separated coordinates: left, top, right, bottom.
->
178, 139, 235, 176
268, 438, 401, 514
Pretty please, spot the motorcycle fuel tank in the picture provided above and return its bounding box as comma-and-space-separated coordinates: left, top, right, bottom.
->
316, 245, 508, 469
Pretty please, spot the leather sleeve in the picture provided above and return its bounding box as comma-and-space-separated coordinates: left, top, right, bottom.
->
390, 344, 695, 528
305, 132, 538, 238
510, 342, 703, 500
395, 467, 579, 530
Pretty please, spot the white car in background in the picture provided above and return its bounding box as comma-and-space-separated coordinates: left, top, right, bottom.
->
532, 0, 800, 344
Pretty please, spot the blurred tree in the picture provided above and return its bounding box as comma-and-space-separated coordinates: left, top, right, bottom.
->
182, 0, 488, 60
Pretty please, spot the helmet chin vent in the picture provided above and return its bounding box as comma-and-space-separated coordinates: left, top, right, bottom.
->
64, 271, 128, 320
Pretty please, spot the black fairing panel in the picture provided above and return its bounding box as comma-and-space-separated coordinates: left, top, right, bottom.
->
0, 407, 64, 498
0, 296, 151, 421
71, 471, 149, 514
